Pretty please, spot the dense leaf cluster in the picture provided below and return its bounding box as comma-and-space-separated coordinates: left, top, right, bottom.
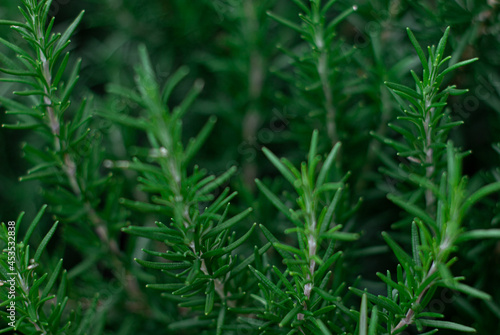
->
1, 0, 500, 334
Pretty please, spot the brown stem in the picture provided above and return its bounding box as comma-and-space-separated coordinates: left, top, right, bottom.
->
392, 263, 437, 333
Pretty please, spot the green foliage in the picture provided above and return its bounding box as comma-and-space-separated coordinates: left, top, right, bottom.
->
0, 206, 101, 334
252, 131, 358, 333
104, 44, 258, 331
0, 0, 125, 272
352, 25, 500, 334
1, 0, 500, 334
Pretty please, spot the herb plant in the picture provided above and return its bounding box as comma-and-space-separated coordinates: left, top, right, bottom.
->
1, 0, 500, 334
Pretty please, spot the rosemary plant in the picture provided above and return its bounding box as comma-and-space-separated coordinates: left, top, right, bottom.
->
0, 206, 101, 334
267, 0, 357, 146
0, 0, 126, 271
0, 0, 148, 332
102, 45, 259, 333
1, 0, 500, 334
250, 130, 360, 334
351, 26, 500, 334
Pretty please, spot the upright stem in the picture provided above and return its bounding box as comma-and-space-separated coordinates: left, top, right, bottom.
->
392, 98, 439, 333
318, 52, 338, 145
168, 147, 233, 306
304, 215, 318, 300
423, 100, 436, 211
298, 193, 318, 321
38, 31, 60, 151
242, 0, 264, 191
33, 8, 147, 312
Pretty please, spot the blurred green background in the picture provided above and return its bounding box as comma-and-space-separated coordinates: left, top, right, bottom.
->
1, 0, 500, 333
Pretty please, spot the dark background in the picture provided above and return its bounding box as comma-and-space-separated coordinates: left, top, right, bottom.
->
1, 0, 499, 333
